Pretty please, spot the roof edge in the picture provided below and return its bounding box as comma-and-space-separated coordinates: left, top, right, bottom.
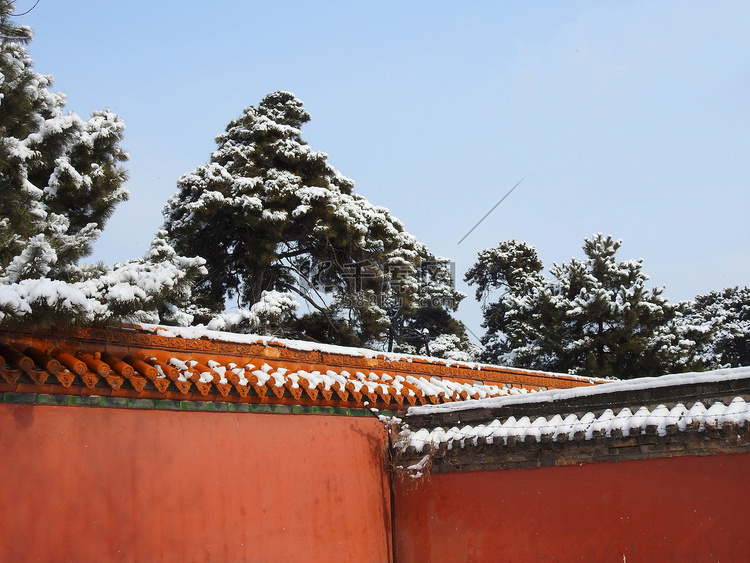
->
0, 323, 602, 390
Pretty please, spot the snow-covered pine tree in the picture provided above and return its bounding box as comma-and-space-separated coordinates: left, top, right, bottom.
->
464, 240, 553, 365
0, 6, 127, 280
467, 234, 677, 379
558, 235, 676, 378
163, 91, 467, 349
0, 4, 205, 327
667, 287, 750, 369
390, 245, 477, 359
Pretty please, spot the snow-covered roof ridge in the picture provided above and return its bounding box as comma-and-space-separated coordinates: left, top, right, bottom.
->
405, 366, 750, 417
395, 395, 750, 456
392, 365, 750, 475
137, 323, 606, 387
0, 324, 602, 412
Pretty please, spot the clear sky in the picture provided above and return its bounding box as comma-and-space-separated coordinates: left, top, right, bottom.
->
19, 0, 750, 341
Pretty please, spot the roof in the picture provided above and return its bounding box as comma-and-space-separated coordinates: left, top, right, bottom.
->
393, 366, 750, 474
0, 324, 603, 413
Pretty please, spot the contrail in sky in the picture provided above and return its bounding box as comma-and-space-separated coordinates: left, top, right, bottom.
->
457, 174, 528, 245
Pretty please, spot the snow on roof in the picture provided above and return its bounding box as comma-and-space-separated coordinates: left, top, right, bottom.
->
0, 324, 602, 411
406, 366, 750, 416
140, 323, 603, 380
394, 366, 750, 471
397, 395, 750, 456
139, 323, 607, 390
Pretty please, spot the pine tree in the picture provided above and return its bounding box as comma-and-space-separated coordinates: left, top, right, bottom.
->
391, 248, 477, 359
0, 4, 128, 278
0, 4, 205, 327
667, 287, 750, 369
464, 240, 551, 364
466, 234, 677, 379
164, 92, 466, 349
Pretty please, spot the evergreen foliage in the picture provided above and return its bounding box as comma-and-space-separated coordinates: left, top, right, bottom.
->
390, 251, 477, 359
670, 287, 750, 369
0, 5, 127, 278
0, 4, 205, 327
164, 91, 472, 353
466, 234, 677, 378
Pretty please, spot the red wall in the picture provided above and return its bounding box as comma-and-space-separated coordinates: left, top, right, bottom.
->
395, 454, 750, 562
0, 403, 392, 563
7, 400, 749, 563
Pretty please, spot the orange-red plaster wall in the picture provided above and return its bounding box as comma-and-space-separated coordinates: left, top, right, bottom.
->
395, 454, 750, 562
0, 403, 392, 563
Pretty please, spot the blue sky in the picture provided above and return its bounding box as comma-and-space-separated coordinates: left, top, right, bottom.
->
20, 0, 750, 339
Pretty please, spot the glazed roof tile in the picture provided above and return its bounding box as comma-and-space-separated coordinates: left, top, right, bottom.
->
0, 324, 603, 411
398, 395, 750, 454
393, 366, 750, 472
